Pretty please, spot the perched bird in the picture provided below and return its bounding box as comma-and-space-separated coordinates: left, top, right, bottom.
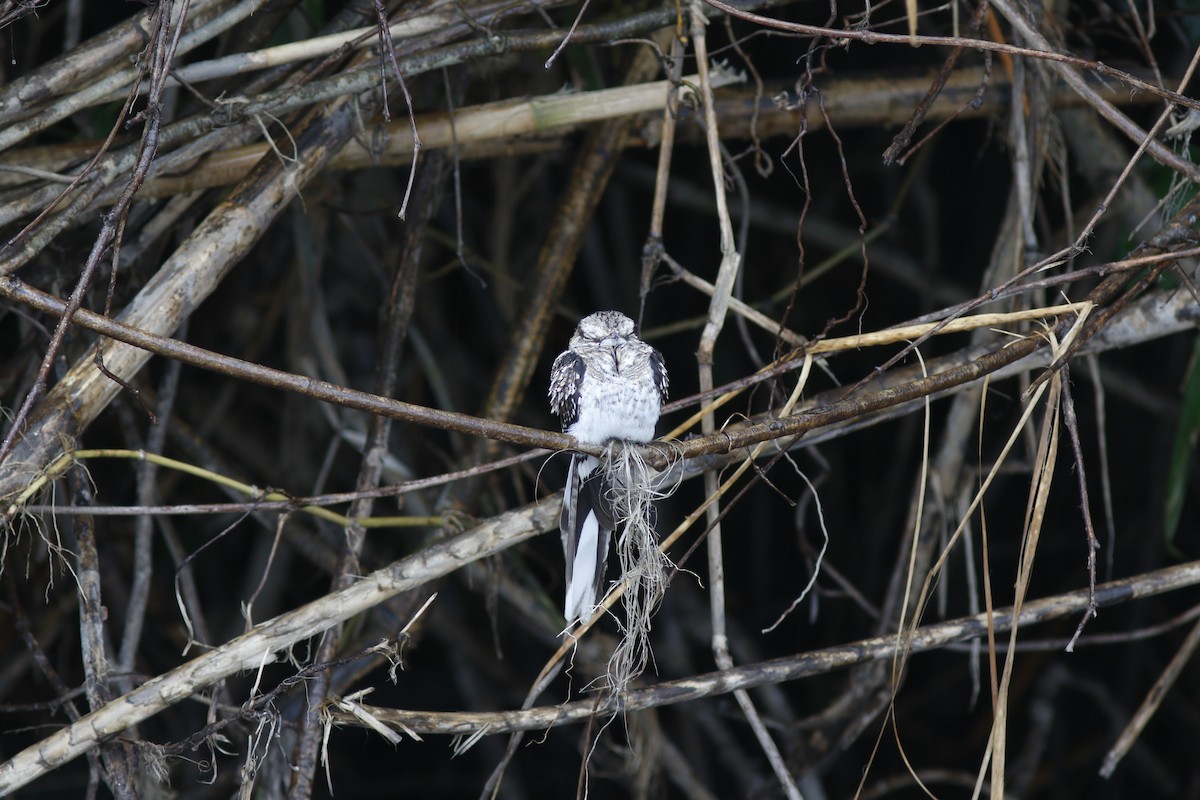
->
549, 311, 668, 626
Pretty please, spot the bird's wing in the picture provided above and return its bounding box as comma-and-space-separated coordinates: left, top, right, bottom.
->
649, 346, 669, 403
549, 350, 586, 430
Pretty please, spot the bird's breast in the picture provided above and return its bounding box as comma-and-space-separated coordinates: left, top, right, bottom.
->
568, 370, 661, 445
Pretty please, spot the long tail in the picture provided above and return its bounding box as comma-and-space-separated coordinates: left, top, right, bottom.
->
561, 453, 615, 626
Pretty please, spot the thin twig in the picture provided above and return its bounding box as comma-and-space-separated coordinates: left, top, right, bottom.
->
703, 0, 1200, 114
689, 1, 800, 797
373, 0, 421, 219
1060, 369, 1101, 652
1100, 616, 1200, 778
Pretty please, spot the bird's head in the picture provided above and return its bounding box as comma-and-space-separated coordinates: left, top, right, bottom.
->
572, 310, 637, 348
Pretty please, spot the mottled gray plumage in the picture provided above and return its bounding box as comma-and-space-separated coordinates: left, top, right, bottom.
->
549, 311, 668, 625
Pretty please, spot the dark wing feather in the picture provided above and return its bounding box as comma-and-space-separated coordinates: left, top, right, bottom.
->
649, 346, 669, 403
580, 468, 616, 531
549, 350, 586, 430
